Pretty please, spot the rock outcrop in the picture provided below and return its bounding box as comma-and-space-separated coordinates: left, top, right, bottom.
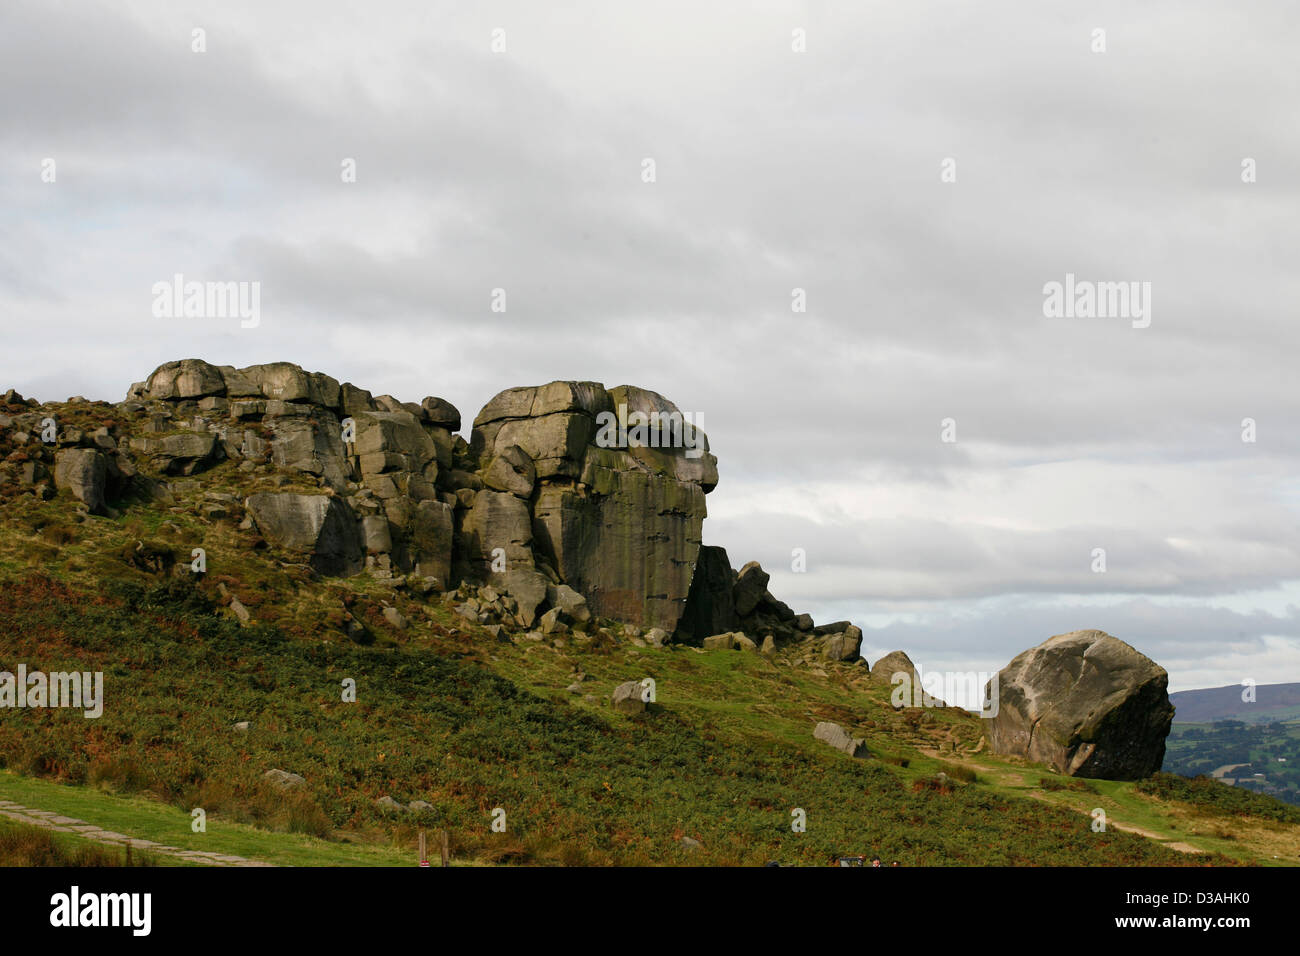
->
983, 630, 1175, 780
245, 493, 364, 576
2, 359, 859, 649
677, 553, 858, 660
468, 380, 716, 631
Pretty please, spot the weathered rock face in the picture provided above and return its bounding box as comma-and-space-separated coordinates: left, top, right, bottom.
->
53, 448, 107, 514
6, 359, 858, 651
470, 380, 717, 631
983, 630, 1174, 780
246, 493, 364, 576
122, 359, 465, 583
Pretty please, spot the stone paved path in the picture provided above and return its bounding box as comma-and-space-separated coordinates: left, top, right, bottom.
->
0, 800, 274, 866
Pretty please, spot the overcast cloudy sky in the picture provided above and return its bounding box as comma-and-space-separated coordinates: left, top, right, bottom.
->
3, 1, 1298, 701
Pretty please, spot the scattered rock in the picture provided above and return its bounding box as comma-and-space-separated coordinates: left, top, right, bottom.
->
702, 632, 736, 651
548, 583, 591, 624
813, 722, 869, 759
263, 769, 307, 790
229, 597, 251, 626
611, 680, 647, 714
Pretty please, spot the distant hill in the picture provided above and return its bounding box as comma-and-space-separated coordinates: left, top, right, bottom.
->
1170, 683, 1300, 724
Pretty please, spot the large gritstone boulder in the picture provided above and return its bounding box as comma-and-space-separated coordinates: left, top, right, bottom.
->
470, 381, 717, 631
245, 493, 364, 576
983, 630, 1175, 780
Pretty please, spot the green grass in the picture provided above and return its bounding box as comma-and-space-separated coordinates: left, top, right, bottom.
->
0, 771, 429, 867
0, 570, 1229, 866
0, 815, 166, 867
1136, 773, 1300, 824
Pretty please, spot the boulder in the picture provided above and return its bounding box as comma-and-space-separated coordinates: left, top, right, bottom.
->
53, 448, 106, 513
341, 382, 378, 416
420, 396, 461, 431
267, 417, 349, 489
611, 680, 647, 715
702, 632, 737, 651
245, 493, 363, 576
217, 365, 262, 398
538, 607, 567, 636
353, 410, 441, 475
733, 561, 770, 617
494, 569, 549, 627
823, 625, 863, 662
482, 444, 535, 498
678, 545, 739, 641
813, 722, 869, 759
229, 597, 251, 626
143, 359, 227, 401
983, 629, 1174, 780
243, 362, 340, 409
152, 432, 220, 475
871, 650, 920, 686
361, 515, 393, 554
263, 769, 307, 790
548, 583, 591, 623
464, 490, 534, 570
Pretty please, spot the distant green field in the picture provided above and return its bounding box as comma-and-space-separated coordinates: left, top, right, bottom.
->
1163, 720, 1300, 806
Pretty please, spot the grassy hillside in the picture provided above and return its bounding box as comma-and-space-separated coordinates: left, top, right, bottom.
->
0, 432, 1297, 865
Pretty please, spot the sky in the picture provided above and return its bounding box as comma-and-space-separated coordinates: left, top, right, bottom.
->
2, 1, 1298, 703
